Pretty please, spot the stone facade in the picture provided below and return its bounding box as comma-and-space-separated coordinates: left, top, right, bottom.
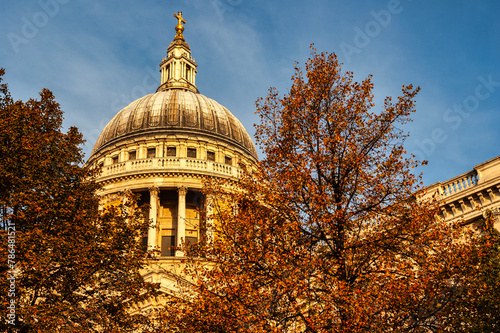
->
423, 155, 500, 230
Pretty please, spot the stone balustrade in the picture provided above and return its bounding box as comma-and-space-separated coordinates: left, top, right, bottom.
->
101, 157, 241, 179
439, 170, 478, 198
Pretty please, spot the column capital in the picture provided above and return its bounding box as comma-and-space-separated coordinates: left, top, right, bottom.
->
121, 188, 133, 209
178, 186, 188, 196
121, 188, 133, 196
149, 186, 160, 196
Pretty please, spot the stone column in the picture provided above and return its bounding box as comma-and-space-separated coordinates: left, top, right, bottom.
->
205, 194, 214, 248
148, 186, 160, 254
176, 186, 187, 257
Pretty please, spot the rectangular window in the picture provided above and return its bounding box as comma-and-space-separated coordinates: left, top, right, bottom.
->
187, 148, 197, 158
186, 236, 198, 246
207, 151, 215, 161
147, 148, 156, 158
161, 235, 175, 257
129, 151, 136, 160
225, 156, 232, 165
112, 156, 119, 164
167, 147, 176, 157
186, 64, 191, 81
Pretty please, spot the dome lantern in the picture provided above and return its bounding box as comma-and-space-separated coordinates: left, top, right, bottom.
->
157, 12, 198, 93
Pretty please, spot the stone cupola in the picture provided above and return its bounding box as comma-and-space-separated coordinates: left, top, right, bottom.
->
157, 12, 198, 93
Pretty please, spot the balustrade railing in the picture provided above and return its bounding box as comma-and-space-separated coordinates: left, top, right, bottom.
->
101, 157, 239, 178
185, 159, 207, 169
439, 170, 478, 198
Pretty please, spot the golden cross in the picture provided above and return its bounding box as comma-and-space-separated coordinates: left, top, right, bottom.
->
174, 12, 186, 26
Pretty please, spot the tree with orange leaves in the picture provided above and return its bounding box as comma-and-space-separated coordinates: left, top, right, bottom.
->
159, 49, 482, 332
0, 69, 158, 333
441, 214, 500, 332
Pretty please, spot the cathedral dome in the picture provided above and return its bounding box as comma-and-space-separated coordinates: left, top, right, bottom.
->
91, 89, 257, 159
90, 12, 257, 162
86, 12, 258, 281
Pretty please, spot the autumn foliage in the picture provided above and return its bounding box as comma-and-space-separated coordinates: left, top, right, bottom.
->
159, 50, 486, 332
445, 217, 500, 332
0, 69, 158, 332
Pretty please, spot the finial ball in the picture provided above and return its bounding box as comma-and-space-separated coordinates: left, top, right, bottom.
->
173, 12, 186, 41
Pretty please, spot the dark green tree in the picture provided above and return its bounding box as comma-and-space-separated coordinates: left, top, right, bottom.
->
0, 68, 158, 332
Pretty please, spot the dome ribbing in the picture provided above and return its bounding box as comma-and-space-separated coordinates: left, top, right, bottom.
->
91, 90, 257, 159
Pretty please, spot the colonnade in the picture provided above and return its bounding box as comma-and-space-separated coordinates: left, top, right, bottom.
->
146, 186, 205, 257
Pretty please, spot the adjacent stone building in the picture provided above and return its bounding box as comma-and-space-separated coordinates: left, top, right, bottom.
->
424, 155, 500, 230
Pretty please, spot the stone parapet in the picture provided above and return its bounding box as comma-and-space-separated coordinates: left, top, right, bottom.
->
99, 156, 242, 182
423, 155, 500, 229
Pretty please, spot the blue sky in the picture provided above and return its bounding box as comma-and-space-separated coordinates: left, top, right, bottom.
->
1, 0, 499, 186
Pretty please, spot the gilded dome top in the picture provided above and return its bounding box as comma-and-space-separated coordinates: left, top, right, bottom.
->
91, 89, 257, 158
